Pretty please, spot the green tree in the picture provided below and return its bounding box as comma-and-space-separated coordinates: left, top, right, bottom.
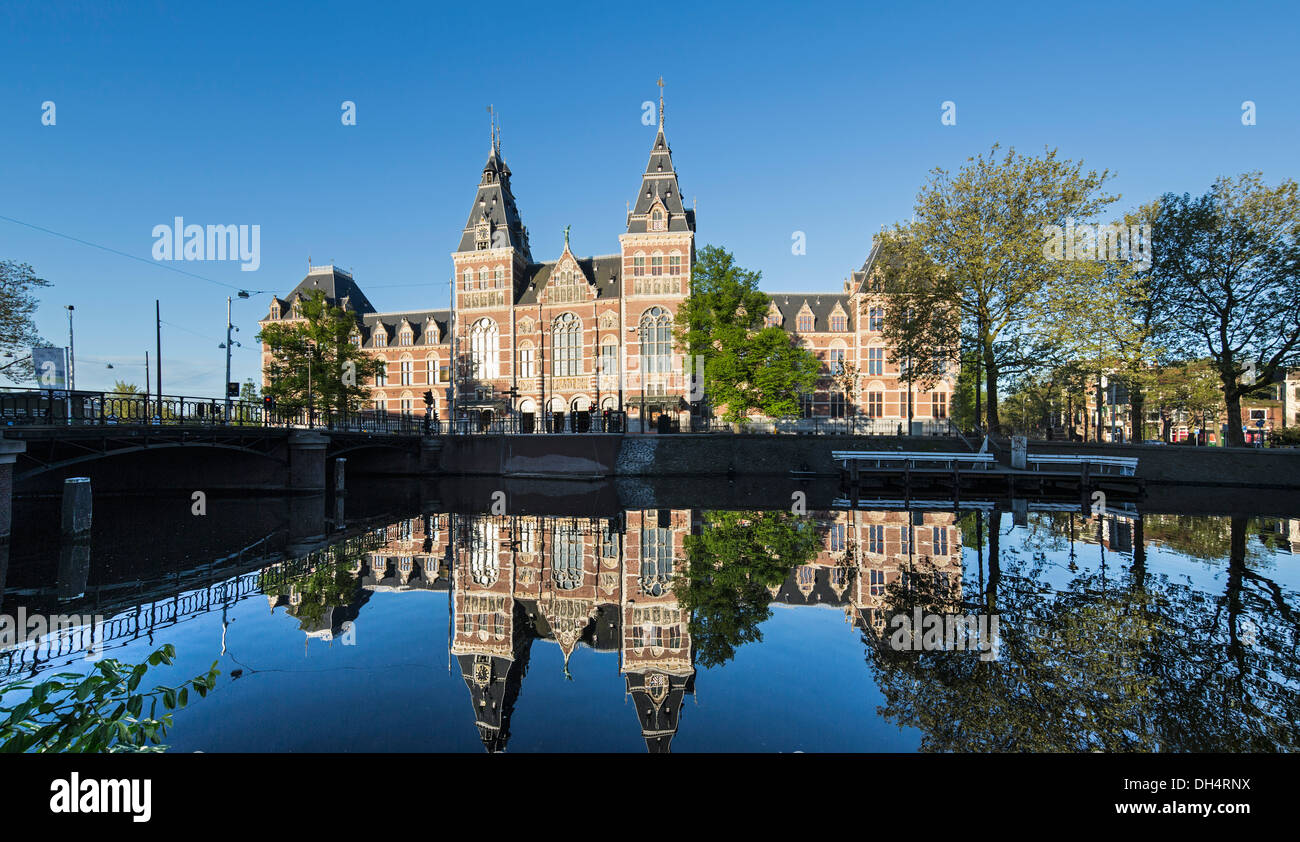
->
1150, 173, 1300, 447
0, 260, 51, 384
877, 145, 1119, 432
1, 645, 218, 753
678, 510, 820, 668
674, 246, 820, 423
256, 290, 382, 419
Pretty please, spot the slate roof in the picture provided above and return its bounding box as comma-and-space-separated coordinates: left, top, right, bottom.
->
456, 144, 532, 259
516, 254, 623, 305
766, 293, 853, 332
360, 309, 451, 349
279, 266, 378, 315
626, 126, 695, 234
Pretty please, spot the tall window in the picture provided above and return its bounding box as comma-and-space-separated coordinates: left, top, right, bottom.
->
868, 524, 885, 554
870, 569, 886, 596
869, 307, 885, 331
829, 523, 846, 552
651, 208, 665, 231
470, 521, 498, 587
640, 524, 673, 595
830, 391, 846, 418
669, 253, 681, 275
552, 522, 583, 589
931, 392, 947, 419
426, 357, 437, 384
829, 347, 845, 374
552, 313, 580, 377
640, 307, 672, 378
518, 344, 535, 379
868, 347, 885, 376
933, 526, 948, 556
633, 254, 645, 276
651, 255, 663, 276
800, 391, 814, 418
599, 342, 617, 375
462, 268, 472, 289
867, 391, 883, 417
376, 362, 388, 387
494, 267, 505, 287
400, 360, 412, 385
469, 319, 499, 379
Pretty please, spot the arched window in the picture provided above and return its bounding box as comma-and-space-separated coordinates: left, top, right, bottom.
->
640, 307, 672, 377
651, 208, 665, 231
462, 268, 472, 289
477, 267, 489, 288
552, 313, 581, 377
494, 266, 505, 287
469, 318, 499, 379
426, 355, 437, 384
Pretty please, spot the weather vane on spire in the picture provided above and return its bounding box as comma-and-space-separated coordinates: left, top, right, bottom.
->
487, 104, 495, 152
563, 224, 570, 248
657, 76, 664, 127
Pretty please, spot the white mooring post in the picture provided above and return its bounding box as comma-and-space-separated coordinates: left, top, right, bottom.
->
1011, 436, 1027, 470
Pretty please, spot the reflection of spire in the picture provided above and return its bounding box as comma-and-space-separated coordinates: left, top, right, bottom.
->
626, 670, 694, 753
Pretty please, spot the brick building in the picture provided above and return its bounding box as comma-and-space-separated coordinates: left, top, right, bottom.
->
260, 95, 955, 430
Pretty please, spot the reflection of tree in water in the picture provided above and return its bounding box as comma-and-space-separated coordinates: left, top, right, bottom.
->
867, 510, 1300, 751
678, 511, 821, 669
263, 543, 370, 630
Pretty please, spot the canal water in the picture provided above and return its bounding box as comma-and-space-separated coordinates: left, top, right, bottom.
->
3, 479, 1297, 752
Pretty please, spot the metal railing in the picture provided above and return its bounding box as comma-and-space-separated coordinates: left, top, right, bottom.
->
0, 387, 423, 435
694, 416, 960, 436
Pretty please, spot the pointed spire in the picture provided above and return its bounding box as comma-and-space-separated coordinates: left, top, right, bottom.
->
657, 76, 665, 129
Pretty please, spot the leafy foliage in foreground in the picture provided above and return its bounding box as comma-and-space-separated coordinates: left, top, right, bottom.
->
0, 645, 219, 753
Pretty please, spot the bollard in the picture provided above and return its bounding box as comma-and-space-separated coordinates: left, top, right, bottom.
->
1011, 435, 1027, 470
61, 477, 93, 538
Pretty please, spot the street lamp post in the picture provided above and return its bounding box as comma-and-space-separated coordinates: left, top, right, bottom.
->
65, 305, 76, 392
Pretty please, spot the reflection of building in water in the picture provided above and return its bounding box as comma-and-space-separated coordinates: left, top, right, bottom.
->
771, 510, 964, 639
448, 509, 695, 752
287, 508, 968, 750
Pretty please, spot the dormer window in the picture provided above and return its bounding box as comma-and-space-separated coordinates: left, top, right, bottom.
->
831, 314, 847, 332
291, 302, 302, 319
399, 330, 412, 346
797, 314, 813, 332
650, 208, 666, 231
425, 326, 437, 344
270, 303, 281, 319
375, 332, 387, 348
350, 333, 361, 347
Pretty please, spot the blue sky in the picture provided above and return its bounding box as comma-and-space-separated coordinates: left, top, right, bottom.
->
2, 0, 1297, 394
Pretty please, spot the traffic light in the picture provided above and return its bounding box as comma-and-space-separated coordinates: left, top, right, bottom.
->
422, 390, 434, 407
263, 395, 274, 410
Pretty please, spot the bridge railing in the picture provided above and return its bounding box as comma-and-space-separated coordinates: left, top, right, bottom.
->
0, 387, 423, 435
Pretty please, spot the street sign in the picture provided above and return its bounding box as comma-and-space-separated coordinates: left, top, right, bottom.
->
32, 347, 67, 390
227, 382, 240, 397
